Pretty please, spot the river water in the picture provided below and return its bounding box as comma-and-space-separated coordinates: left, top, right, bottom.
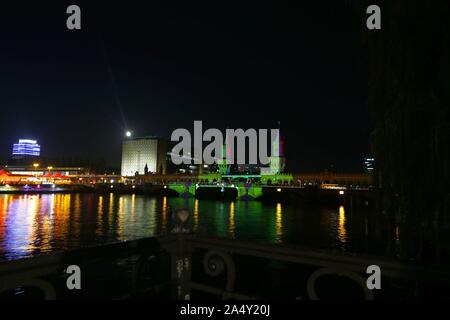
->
0, 193, 383, 261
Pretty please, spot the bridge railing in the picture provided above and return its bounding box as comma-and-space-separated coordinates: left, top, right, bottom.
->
1, 232, 450, 299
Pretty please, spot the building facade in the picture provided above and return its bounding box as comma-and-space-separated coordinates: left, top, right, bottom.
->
121, 137, 167, 176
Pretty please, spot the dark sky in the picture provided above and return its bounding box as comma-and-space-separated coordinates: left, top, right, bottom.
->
0, 1, 369, 172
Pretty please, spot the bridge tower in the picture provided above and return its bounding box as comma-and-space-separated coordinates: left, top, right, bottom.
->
218, 129, 230, 175
268, 122, 286, 174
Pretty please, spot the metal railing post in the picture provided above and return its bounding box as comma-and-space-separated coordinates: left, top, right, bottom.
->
169, 233, 192, 300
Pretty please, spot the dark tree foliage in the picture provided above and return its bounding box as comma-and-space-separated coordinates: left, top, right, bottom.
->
360, 1, 450, 261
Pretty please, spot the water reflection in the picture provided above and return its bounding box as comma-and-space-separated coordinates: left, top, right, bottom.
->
0, 193, 371, 261
275, 203, 283, 243
2, 195, 54, 259
338, 205, 347, 246
193, 199, 199, 232
96, 196, 103, 237
229, 201, 235, 238
161, 196, 168, 233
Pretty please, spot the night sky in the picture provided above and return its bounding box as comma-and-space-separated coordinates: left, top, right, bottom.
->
0, 1, 369, 172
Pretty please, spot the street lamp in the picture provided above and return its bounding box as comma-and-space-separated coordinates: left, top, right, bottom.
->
46, 166, 54, 184
125, 131, 132, 137
32, 163, 40, 179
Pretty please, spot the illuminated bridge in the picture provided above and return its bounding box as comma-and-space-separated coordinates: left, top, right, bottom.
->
70, 172, 374, 204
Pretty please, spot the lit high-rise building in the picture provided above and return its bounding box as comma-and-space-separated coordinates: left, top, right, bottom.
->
12, 139, 40, 158
364, 157, 375, 173
121, 137, 167, 176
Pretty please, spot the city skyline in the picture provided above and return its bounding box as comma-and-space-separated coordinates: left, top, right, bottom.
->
1, 129, 372, 174
1, 1, 449, 303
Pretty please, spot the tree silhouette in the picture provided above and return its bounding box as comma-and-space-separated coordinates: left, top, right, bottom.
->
361, 0, 450, 261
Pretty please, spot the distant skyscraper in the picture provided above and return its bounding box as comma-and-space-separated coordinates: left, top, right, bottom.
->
12, 139, 40, 158
121, 137, 167, 176
364, 157, 375, 173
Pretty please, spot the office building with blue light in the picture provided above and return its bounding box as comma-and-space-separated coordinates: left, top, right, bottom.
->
12, 139, 40, 159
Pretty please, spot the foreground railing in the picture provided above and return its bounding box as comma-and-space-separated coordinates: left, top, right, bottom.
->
1, 232, 450, 299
